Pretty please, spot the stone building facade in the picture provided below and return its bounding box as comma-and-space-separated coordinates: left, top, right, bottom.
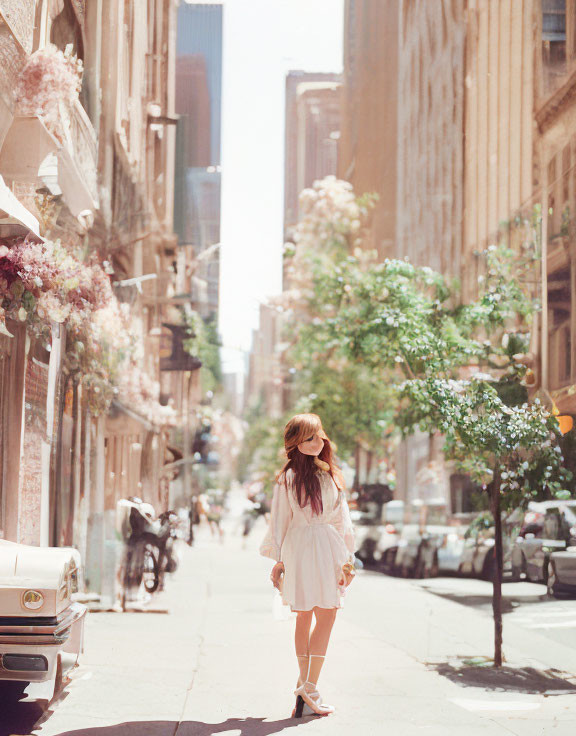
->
395, 0, 466, 275
338, 0, 399, 260
535, 0, 576, 414
339, 0, 576, 515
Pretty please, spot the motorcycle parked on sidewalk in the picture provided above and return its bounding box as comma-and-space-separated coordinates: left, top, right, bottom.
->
117, 498, 180, 610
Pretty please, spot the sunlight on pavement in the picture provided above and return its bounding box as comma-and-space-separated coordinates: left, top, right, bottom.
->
450, 698, 542, 712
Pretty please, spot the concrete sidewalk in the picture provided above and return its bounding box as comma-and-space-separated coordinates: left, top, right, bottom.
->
28, 517, 576, 736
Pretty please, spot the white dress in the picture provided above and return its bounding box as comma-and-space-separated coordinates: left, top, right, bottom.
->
259, 467, 356, 612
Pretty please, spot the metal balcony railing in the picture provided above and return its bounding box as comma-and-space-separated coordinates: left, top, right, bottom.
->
65, 99, 99, 207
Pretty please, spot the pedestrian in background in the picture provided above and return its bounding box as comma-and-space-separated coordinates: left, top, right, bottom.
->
188, 495, 200, 546
259, 413, 356, 717
207, 500, 224, 541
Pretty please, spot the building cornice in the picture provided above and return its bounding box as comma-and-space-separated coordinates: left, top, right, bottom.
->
536, 70, 576, 134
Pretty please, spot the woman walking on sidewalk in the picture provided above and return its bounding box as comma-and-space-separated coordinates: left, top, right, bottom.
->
259, 413, 356, 718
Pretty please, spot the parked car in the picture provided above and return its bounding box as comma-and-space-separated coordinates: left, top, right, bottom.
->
351, 509, 380, 561
355, 522, 400, 570
394, 525, 423, 577
417, 525, 468, 577
458, 512, 516, 580
0, 540, 86, 691
548, 546, 576, 598
545, 503, 576, 597
511, 501, 576, 584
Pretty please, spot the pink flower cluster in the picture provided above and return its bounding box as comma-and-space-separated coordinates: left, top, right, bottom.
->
0, 241, 59, 295
0, 238, 170, 424
15, 44, 83, 124
280, 176, 365, 313
0, 238, 113, 329
118, 361, 176, 427
297, 176, 362, 249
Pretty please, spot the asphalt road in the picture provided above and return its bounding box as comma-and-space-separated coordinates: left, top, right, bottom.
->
415, 576, 576, 653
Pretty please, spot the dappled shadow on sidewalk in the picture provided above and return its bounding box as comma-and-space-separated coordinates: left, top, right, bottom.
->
43, 717, 317, 736
431, 592, 519, 613
0, 682, 47, 736
428, 657, 576, 695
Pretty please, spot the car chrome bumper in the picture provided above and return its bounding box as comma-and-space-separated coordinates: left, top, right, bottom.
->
0, 602, 86, 682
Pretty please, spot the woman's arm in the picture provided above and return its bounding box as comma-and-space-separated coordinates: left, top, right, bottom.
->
259, 472, 293, 562
331, 488, 356, 564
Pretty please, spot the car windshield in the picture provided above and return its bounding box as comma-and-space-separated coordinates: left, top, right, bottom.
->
561, 505, 576, 525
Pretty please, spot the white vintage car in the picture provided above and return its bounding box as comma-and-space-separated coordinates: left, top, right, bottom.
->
0, 540, 87, 684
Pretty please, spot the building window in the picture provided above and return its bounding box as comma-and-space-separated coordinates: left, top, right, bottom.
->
542, 0, 571, 93
546, 144, 574, 392
548, 266, 571, 389
449, 474, 479, 515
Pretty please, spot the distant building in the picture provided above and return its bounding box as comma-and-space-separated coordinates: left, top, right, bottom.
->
245, 303, 285, 419
175, 55, 211, 168
222, 373, 244, 417
246, 70, 341, 415
174, 2, 223, 318
284, 71, 341, 242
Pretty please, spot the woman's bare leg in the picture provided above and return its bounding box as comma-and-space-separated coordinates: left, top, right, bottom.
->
306, 607, 338, 686
294, 610, 313, 684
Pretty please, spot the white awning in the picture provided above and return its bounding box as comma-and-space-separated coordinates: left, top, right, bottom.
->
0, 114, 97, 219
0, 174, 41, 241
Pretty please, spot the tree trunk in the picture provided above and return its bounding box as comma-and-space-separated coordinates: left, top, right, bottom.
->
490, 464, 504, 668
353, 442, 360, 491
366, 450, 373, 484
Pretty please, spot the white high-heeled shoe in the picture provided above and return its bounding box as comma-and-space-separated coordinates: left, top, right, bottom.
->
293, 654, 335, 717
293, 655, 315, 718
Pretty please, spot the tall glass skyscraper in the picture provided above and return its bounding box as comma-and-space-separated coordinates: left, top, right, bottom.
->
174, 2, 223, 317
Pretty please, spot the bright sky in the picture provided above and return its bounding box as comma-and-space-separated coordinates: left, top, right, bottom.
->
218, 0, 344, 375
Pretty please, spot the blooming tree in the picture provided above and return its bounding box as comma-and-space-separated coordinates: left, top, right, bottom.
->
277, 178, 393, 471
298, 241, 572, 667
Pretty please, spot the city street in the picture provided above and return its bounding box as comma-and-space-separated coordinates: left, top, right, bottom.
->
416, 577, 576, 653
2, 506, 575, 736
2, 3, 576, 736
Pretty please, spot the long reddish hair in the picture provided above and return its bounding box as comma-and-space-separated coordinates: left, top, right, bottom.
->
277, 413, 344, 515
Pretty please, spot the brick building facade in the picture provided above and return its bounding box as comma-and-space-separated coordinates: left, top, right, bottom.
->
0, 0, 204, 606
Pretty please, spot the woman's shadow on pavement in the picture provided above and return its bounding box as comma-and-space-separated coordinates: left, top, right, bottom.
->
0, 683, 49, 736
35, 718, 317, 736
